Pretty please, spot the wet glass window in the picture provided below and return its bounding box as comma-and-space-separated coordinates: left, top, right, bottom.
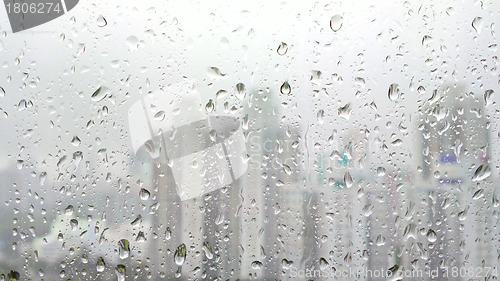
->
0, 0, 499, 280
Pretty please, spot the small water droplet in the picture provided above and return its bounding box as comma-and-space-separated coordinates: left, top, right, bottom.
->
338, 103, 351, 120
277, 42, 288, 55
71, 136, 81, 147
344, 171, 353, 188
70, 219, 78, 231
280, 81, 291, 95
472, 189, 484, 200
139, 188, 150, 200
251, 261, 263, 269
0, 86, 5, 97
472, 17, 484, 33
205, 99, 215, 112
235, 83, 246, 100
388, 83, 400, 101
207, 67, 226, 79
484, 89, 494, 106
91, 86, 110, 102
317, 109, 325, 124
97, 15, 107, 27
330, 15, 343, 32
65, 205, 74, 216
154, 111, 165, 121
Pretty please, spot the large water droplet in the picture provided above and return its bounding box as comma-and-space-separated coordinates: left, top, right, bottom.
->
118, 239, 130, 259
280, 81, 291, 95
139, 188, 150, 200
426, 229, 437, 242
202, 242, 213, 259
330, 15, 343, 32
472, 164, 491, 181
115, 265, 126, 281
96, 257, 106, 272
174, 243, 187, 266
388, 83, 400, 101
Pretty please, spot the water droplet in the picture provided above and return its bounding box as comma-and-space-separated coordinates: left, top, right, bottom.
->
0, 86, 5, 97
136, 231, 146, 242
377, 167, 386, 176
344, 171, 353, 188
235, 83, 246, 100
484, 89, 494, 106
207, 67, 226, 79
91, 86, 110, 102
280, 81, 291, 95
388, 83, 400, 101
330, 15, 343, 32
118, 239, 130, 259
216, 89, 227, 100
376, 234, 386, 246
472, 17, 484, 33
154, 111, 165, 121
96, 257, 106, 272
139, 188, 150, 200
472, 164, 491, 181
174, 243, 187, 266
317, 109, 325, 124
205, 99, 215, 112
71, 136, 81, 147
70, 219, 78, 231
65, 205, 74, 216
421, 35, 433, 46
426, 229, 437, 242
202, 242, 213, 259
126, 36, 139, 51
391, 139, 403, 146
7, 271, 20, 281
319, 257, 329, 270
472, 189, 484, 200
97, 15, 107, 27
277, 42, 288, 55
251, 261, 263, 269
115, 265, 126, 281
338, 103, 351, 120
